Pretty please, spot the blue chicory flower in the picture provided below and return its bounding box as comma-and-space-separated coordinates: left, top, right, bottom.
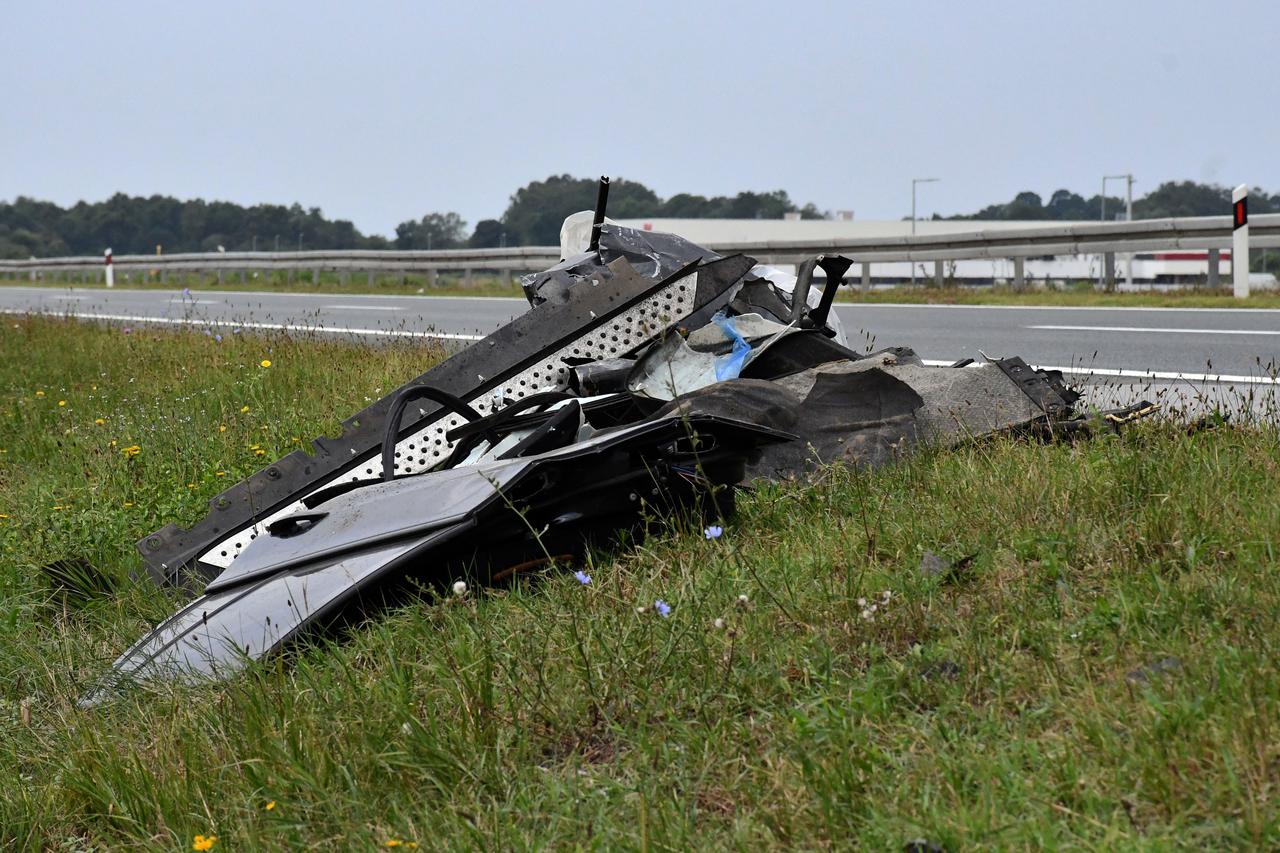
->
574, 570, 591, 585
704, 525, 723, 540
654, 599, 671, 618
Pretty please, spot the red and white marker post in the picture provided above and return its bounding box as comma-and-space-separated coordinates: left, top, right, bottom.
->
1232, 185, 1249, 299
104, 248, 114, 289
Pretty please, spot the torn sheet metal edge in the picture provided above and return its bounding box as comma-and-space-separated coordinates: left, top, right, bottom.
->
81, 535, 448, 705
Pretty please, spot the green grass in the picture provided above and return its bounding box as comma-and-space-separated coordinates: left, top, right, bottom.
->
1, 317, 1279, 849
8, 274, 1280, 308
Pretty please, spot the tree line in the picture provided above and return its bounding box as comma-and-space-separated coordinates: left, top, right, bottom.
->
948, 181, 1280, 222
2, 176, 1275, 259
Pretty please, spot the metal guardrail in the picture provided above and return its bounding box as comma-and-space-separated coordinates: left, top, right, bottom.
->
723, 214, 1280, 264
2, 214, 1276, 275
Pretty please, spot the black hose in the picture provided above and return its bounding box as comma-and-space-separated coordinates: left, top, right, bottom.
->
380, 385, 488, 480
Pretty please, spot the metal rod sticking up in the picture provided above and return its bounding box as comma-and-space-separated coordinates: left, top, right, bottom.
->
588, 175, 611, 254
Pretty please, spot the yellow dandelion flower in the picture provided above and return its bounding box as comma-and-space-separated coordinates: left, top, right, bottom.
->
265, 800, 276, 811
122, 445, 142, 459
192, 835, 217, 851
35, 391, 45, 397
187, 483, 196, 489
254, 449, 266, 456
215, 471, 226, 477
219, 425, 227, 433
123, 501, 134, 507
51, 505, 65, 511
0, 513, 9, 519
58, 400, 66, 407
260, 359, 272, 368
385, 842, 402, 849
240, 405, 250, 414
94, 418, 105, 426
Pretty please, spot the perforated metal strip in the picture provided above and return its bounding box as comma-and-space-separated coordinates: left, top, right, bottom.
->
196, 274, 696, 569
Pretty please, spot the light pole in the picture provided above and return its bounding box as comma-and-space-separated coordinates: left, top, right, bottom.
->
1102, 173, 1135, 288
911, 177, 940, 286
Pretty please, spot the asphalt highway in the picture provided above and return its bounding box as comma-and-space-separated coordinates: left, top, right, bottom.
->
3, 285, 1278, 418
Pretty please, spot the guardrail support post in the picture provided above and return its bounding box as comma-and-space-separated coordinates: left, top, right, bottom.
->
860, 262, 871, 291
1013, 258, 1025, 291
367, 270, 374, 287
933, 260, 944, 288
1103, 252, 1116, 291
1233, 184, 1250, 299
239, 269, 246, 284
1208, 248, 1220, 288
428, 269, 439, 287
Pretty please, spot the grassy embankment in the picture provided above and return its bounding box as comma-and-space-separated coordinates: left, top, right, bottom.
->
0, 316, 1278, 849
6, 273, 1280, 308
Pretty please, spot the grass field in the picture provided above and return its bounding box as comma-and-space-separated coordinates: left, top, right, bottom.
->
1, 317, 1278, 849
7, 274, 1280, 309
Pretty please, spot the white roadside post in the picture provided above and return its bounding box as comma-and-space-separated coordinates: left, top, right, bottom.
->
104, 248, 114, 288
1232, 184, 1249, 299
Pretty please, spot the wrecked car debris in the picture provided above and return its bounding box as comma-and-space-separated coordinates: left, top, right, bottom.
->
98, 180, 1155, 698
84, 415, 788, 703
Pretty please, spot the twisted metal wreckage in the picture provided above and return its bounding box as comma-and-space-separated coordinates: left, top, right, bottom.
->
84, 179, 1154, 703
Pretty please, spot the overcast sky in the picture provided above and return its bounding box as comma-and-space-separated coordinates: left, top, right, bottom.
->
6, 0, 1277, 236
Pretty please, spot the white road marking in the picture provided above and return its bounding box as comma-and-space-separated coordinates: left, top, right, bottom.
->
323, 304, 403, 311
1028, 324, 1280, 336
920, 359, 1279, 385
850, 303, 1280, 315
4, 304, 1274, 384
0, 309, 486, 342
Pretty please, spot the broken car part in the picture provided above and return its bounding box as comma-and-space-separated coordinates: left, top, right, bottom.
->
87, 415, 790, 702
103, 216, 1159, 698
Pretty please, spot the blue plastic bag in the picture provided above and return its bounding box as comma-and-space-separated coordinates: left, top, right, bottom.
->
712, 312, 752, 381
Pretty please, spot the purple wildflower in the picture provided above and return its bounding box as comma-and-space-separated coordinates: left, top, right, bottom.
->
704, 525, 723, 540
214, 334, 222, 342
574, 570, 592, 585
654, 599, 671, 618
121, 327, 133, 335
182, 288, 192, 298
